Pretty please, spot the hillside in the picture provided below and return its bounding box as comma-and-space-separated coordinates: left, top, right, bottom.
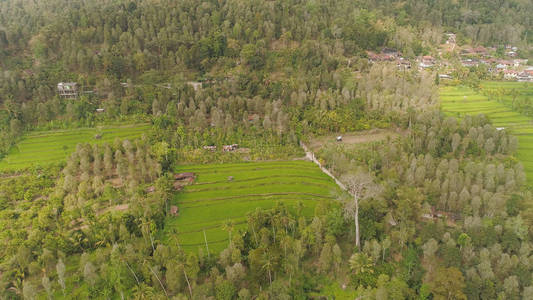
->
162, 161, 343, 253
441, 82, 533, 184
0, 0, 533, 299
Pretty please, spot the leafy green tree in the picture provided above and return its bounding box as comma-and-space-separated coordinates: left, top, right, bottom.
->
349, 252, 376, 287
56, 258, 66, 295
429, 267, 467, 300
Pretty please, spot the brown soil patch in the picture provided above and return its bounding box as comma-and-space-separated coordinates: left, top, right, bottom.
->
108, 177, 123, 188
309, 128, 404, 151
236, 148, 251, 153
98, 203, 129, 216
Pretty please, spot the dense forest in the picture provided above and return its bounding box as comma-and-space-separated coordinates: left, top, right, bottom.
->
0, 0, 532, 299
1, 0, 531, 156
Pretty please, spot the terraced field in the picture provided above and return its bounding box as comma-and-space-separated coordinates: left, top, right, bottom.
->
161, 160, 342, 253
0, 123, 151, 171
440, 82, 533, 185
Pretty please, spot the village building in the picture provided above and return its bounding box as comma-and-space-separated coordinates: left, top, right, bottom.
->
480, 58, 496, 65
203, 145, 217, 151
367, 51, 395, 63
461, 59, 479, 68
396, 58, 411, 70
418, 56, 435, 68
496, 60, 513, 71
186, 81, 202, 91
170, 205, 179, 216
503, 70, 519, 80
460, 47, 475, 56
513, 59, 528, 67
223, 144, 239, 152
174, 172, 195, 181
173, 172, 196, 190
473, 46, 488, 56
57, 82, 78, 99
517, 71, 533, 82
506, 50, 517, 57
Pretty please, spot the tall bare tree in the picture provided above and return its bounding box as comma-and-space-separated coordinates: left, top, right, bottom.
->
342, 171, 382, 249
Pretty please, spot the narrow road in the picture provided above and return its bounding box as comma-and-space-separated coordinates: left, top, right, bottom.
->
300, 142, 348, 192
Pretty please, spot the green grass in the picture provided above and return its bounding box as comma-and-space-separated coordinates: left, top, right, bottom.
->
0, 123, 151, 171
160, 160, 343, 253
440, 81, 533, 185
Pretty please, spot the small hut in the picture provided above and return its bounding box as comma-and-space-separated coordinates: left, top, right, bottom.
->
173, 181, 183, 191
170, 205, 179, 216
174, 172, 195, 181
223, 144, 239, 152
57, 82, 78, 99
203, 145, 217, 151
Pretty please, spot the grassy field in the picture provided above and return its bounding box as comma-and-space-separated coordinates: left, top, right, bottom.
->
440, 81, 533, 185
161, 160, 343, 253
0, 123, 151, 171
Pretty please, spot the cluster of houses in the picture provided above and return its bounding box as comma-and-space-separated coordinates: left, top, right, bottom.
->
366, 32, 532, 82
445, 35, 532, 81
202, 144, 240, 152
503, 68, 533, 81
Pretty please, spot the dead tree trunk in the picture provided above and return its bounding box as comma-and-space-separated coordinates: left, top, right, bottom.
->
354, 193, 360, 249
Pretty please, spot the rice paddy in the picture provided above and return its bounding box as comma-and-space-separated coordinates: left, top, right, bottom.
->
161, 160, 342, 253
440, 81, 533, 185
0, 123, 151, 171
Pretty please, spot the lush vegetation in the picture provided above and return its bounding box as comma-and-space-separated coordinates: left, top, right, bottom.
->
0, 0, 532, 299
161, 161, 343, 253
0, 123, 150, 171
314, 112, 533, 299
441, 82, 533, 185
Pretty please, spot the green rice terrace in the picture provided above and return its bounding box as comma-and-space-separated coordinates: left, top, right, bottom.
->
161, 160, 343, 253
0, 123, 151, 171
440, 81, 533, 185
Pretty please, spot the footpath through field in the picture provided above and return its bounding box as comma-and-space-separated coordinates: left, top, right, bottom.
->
300, 142, 349, 192
440, 83, 533, 185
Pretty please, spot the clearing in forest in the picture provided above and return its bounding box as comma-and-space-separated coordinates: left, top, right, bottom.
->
308, 128, 403, 153
440, 81, 533, 184
0, 123, 151, 171
161, 160, 342, 253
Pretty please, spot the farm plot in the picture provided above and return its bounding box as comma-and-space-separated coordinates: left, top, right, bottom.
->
161, 160, 343, 253
0, 123, 151, 171
440, 82, 533, 185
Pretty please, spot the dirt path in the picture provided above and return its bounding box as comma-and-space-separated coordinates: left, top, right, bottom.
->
300, 142, 348, 193
308, 128, 402, 152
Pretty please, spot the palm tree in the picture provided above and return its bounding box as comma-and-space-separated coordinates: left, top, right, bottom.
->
349, 252, 374, 278
132, 283, 155, 300
261, 251, 274, 285
222, 219, 235, 246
